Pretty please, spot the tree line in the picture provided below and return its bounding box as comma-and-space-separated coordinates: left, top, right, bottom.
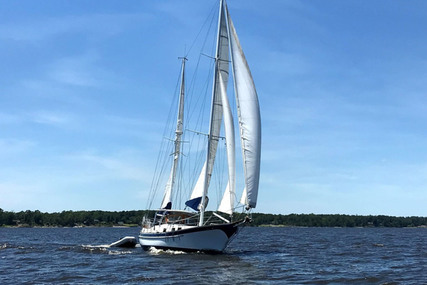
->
0, 208, 425, 228
249, 213, 426, 228
0, 209, 147, 227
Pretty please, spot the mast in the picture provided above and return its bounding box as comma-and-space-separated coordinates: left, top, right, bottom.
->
199, 0, 229, 226
160, 56, 187, 209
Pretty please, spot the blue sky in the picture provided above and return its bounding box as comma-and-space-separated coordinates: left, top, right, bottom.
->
1, 0, 426, 216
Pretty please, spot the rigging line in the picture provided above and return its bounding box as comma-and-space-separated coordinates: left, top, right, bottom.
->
201, 53, 231, 63
181, 89, 202, 196
181, 109, 199, 200
147, 88, 177, 209
185, 0, 216, 118
182, 80, 211, 200
188, 69, 211, 190
147, 112, 177, 209
184, 58, 214, 193
185, 7, 217, 124
148, 142, 172, 210
184, 0, 218, 58
146, 63, 184, 210
181, 6, 217, 202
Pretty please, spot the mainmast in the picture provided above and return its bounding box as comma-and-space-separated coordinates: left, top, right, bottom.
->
161, 56, 187, 209
199, 0, 229, 226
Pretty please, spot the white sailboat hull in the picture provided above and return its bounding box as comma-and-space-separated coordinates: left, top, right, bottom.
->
138, 222, 239, 253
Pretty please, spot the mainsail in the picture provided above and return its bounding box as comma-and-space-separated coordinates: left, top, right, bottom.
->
198, 0, 230, 225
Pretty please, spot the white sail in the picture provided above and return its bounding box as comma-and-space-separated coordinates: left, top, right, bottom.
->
218, 182, 233, 215
217, 71, 235, 215
161, 58, 187, 209
205, 0, 230, 191
160, 174, 173, 209
239, 187, 248, 205
199, 0, 230, 225
190, 162, 206, 200
226, 6, 261, 209
207, 0, 230, 184
185, 162, 207, 211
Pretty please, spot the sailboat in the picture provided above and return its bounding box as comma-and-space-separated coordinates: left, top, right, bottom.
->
138, 0, 261, 253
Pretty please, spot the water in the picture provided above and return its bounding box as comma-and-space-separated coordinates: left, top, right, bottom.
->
1, 227, 425, 284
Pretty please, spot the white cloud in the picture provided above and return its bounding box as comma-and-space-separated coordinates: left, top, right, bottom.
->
0, 139, 36, 155
262, 51, 312, 76
0, 147, 154, 211
0, 113, 22, 124
63, 150, 150, 182
0, 182, 48, 211
30, 111, 75, 126
47, 52, 106, 87
0, 13, 150, 42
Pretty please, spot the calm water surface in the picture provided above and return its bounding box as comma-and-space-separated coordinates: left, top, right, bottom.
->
1, 227, 426, 284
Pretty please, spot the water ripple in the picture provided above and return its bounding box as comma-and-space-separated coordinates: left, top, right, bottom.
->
0, 227, 425, 284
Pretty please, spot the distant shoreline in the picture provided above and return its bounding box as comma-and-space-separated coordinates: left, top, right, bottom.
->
1, 225, 139, 229
3, 224, 427, 229
1, 209, 426, 228
257, 224, 427, 228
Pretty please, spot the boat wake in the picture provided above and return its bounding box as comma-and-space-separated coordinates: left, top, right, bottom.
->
58, 244, 139, 255
1, 241, 139, 256
147, 247, 188, 255
80, 244, 110, 253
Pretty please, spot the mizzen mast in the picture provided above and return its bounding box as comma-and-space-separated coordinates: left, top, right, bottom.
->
161, 56, 187, 210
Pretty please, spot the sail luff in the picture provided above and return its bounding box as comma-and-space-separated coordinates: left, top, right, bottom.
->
185, 162, 208, 211
225, 4, 261, 209
161, 57, 187, 209
239, 187, 248, 205
199, 0, 230, 226
190, 162, 206, 200
217, 71, 235, 216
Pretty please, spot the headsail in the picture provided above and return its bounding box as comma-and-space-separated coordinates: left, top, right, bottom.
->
186, 162, 208, 211
218, 182, 233, 215
217, 70, 235, 215
226, 5, 261, 209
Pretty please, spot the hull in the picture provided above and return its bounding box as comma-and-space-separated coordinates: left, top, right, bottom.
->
139, 222, 239, 253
